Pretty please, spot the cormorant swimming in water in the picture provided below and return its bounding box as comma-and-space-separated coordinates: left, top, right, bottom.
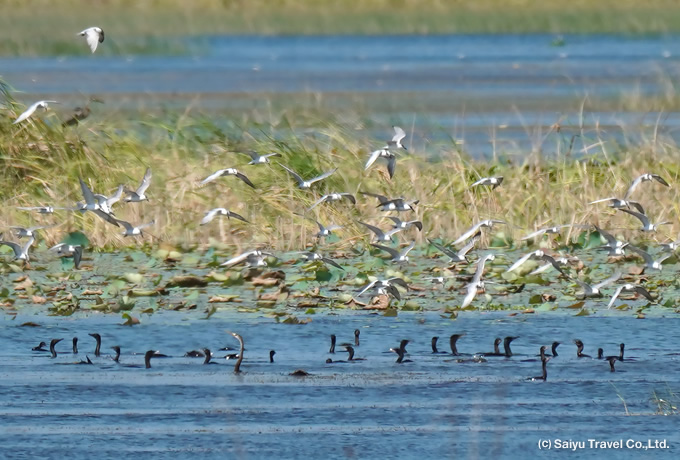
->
144, 350, 156, 369
88, 333, 101, 357
574, 339, 591, 358
605, 343, 625, 361
341, 344, 365, 361
354, 329, 360, 346
270, 350, 276, 363
450, 334, 465, 356
202, 348, 216, 365
72, 337, 78, 354
431, 336, 447, 354
527, 353, 549, 381
548, 342, 560, 357
229, 332, 245, 373
32, 341, 48, 352
329, 334, 336, 354
50, 338, 63, 358
390, 346, 413, 363
598, 348, 604, 359
480, 338, 503, 356
111, 346, 121, 363
607, 356, 618, 372
503, 336, 519, 357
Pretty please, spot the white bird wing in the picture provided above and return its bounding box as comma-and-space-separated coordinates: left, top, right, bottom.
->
457, 236, 478, 258
107, 185, 125, 207
607, 286, 625, 309
461, 282, 478, 308
356, 280, 378, 297
221, 251, 256, 267
593, 272, 622, 290
137, 220, 156, 230
623, 175, 646, 200
201, 208, 222, 225
472, 255, 493, 284
13, 101, 41, 124
200, 169, 225, 185
306, 195, 329, 212
400, 241, 416, 257
506, 251, 537, 273
308, 168, 338, 185
278, 163, 304, 184
80, 28, 101, 53
136, 168, 152, 195
428, 239, 458, 259
21, 237, 35, 254
392, 126, 406, 143
452, 222, 483, 246
521, 228, 547, 240
589, 197, 618, 205
573, 279, 594, 296
365, 149, 384, 170
470, 177, 489, 187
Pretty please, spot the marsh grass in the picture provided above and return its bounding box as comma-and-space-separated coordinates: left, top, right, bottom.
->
4, 1, 680, 56
2, 82, 680, 254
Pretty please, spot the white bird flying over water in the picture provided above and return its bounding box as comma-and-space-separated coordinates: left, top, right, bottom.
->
589, 197, 644, 214
387, 217, 422, 231
428, 234, 478, 264
618, 209, 670, 232
221, 249, 274, 268
461, 254, 496, 308
371, 241, 416, 263
573, 272, 621, 298
78, 27, 105, 53
358, 221, 402, 242
13, 101, 59, 125
452, 219, 506, 246
242, 151, 281, 165
607, 284, 654, 309
0, 235, 34, 262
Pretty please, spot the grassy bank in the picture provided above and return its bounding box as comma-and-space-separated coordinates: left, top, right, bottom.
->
1, 80, 679, 253
3, 0, 680, 56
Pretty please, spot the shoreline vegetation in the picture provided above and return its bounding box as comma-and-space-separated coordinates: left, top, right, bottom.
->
1, 78, 680, 253
4, 1, 680, 56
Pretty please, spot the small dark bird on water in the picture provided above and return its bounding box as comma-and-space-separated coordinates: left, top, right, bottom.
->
202, 348, 216, 365
390, 346, 412, 364
270, 350, 276, 363
341, 344, 365, 361
503, 336, 519, 357
354, 329, 361, 346
598, 348, 604, 359
50, 338, 63, 358
111, 346, 121, 363
480, 338, 503, 356
32, 342, 48, 352
184, 350, 205, 358
574, 339, 591, 358
450, 334, 465, 356
527, 352, 549, 382
144, 350, 156, 369
607, 356, 618, 372
89, 333, 101, 357
606, 343, 625, 362
431, 336, 447, 354
329, 334, 336, 354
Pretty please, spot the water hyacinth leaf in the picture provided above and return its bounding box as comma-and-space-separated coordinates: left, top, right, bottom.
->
315, 269, 332, 282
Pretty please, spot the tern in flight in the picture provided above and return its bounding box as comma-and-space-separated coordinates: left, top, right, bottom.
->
78, 27, 105, 53
624, 173, 670, 200
115, 219, 155, 237
0, 236, 34, 262
470, 176, 503, 189
387, 217, 422, 231
428, 234, 478, 264
13, 100, 59, 125
50, 243, 84, 269
371, 241, 416, 264
278, 163, 337, 189
358, 221, 402, 242
125, 168, 152, 202
306, 193, 356, 212
356, 277, 409, 301
572, 272, 621, 298
221, 249, 274, 268
461, 254, 496, 308
242, 151, 281, 165
200, 168, 255, 188
618, 209, 670, 232
452, 219, 506, 246
200, 208, 248, 225
607, 284, 654, 309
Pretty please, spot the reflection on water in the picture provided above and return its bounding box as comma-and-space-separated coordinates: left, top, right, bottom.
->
1, 311, 678, 457
3, 34, 680, 157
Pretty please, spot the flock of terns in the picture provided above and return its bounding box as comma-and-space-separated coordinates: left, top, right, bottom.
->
3, 27, 678, 323
29, 328, 630, 381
